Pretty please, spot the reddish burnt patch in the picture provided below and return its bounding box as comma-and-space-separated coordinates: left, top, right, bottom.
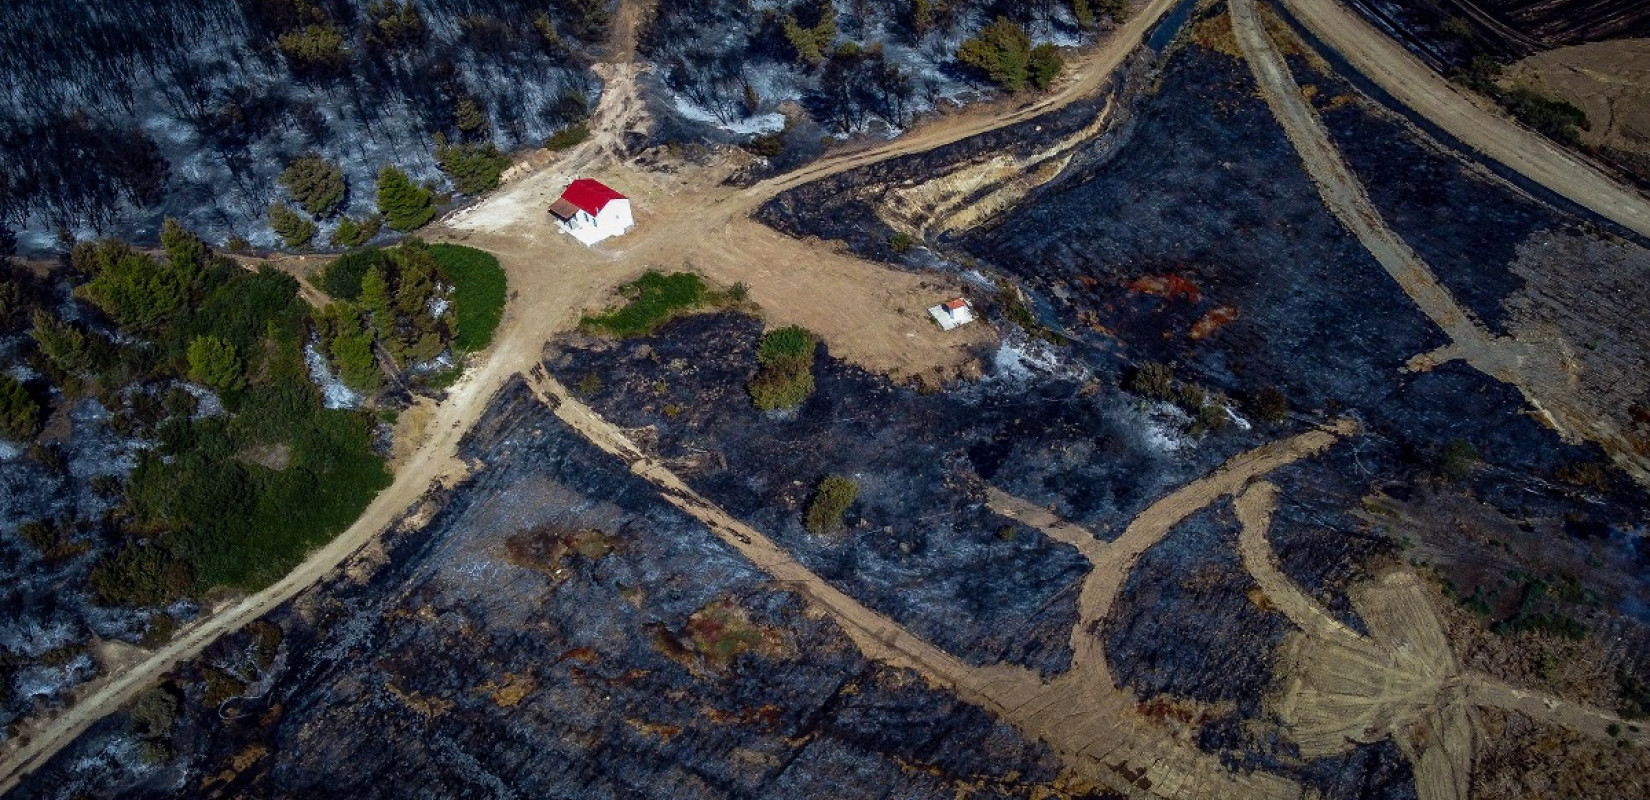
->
1128, 274, 1202, 304
1189, 305, 1239, 340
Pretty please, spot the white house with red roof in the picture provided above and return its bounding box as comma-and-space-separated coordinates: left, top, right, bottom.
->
928, 297, 975, 330
548, 178, 634, 245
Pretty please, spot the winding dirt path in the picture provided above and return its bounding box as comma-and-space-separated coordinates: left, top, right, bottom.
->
531, 371, 1362, 799
1276, 0, 1650, 240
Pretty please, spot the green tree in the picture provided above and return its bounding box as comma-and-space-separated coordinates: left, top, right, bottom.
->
0, 373, 40, 440
278, 24, 349, 75
748, 325, 818, 411
160, 218, 208, 283
454, 96, 487, 137
956, 17, 1033, 93
277, 153, 347, 218
187, 336, 244, 391
804, 475, 858, 533
320, 303, 382, 391
360, 266, 394, 341
1028, 43, 1063, 90
376, 166, 436, 231
783, 3, 839, 66
74, 241, 184, 332
30, 309, 89, 372
269, 202, 317, 249
434, 140, 511, 194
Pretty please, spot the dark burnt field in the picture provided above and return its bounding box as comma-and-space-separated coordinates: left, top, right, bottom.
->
10, 378, 1085, 800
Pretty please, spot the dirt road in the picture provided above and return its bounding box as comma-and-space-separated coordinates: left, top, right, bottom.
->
529, 368, 1357, 799
1276, 0, 1650, 240
1239, 480, 1647, 800
0, 1, 1186, 792
1230, 0, 1650, 486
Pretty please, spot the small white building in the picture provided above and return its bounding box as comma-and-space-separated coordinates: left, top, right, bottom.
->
549, 178, 634, 245
928, 297, 976, 331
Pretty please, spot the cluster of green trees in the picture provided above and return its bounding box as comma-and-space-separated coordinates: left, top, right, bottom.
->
434, 137, 512, 195
314, 241, 505, 390
1128, 362, 1232, 435
10, 220, 393, 606
749, 325, 818, 411
956, 17, 1063, 94
783, 2, 839, 66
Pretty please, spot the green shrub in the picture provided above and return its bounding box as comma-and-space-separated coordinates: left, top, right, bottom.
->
581, 271, 713, 338
545, 122, 589, 150
783, 3, 838, 66
749, 325, 818, 411
278, 153, 346, 218
804, 474, 858, 533
160, 218, 208, 279
434, 141, 511, 194
888, 232, 914, 253
29, 309, 90, 372
269, 202, 316, 249
376, 166, 436, 231
429, 243, 506, 351
1504, 87, 1589, 145
1129, 363, 1174, 400
1438, 438, 1478, 481
329, 215, 382, 249
0, 372, 40, 440
73, 241, 186, 332
277, 24, 349, 75
1250, 386, 1289, 423
1029, 43, 1063, 91
89, 544, 195, 606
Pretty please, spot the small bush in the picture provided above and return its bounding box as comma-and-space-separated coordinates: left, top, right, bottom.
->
1504, 86, 1589, 145
1129, 362, 1174, 400
1438, 438, 1478, 481
269, 203, 316, 249
1250, 386, 1289, 423
329, 215, 381, 249
805, 474, 858, 533
278, 153, 346, 218
545, 122, 590, 150
888, 232, 914, 253
750, 325, 817, 411
435, 141, 512, 194
0, 373, 40, 439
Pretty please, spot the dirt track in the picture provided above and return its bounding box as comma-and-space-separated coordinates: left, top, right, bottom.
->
1278, 0, 1650, 240
534, 369, 1366, 799
1231, 0, 1650, 486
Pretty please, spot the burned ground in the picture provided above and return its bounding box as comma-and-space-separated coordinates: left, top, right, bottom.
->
546, 312, 1126, 676
8, 377, 1079, 800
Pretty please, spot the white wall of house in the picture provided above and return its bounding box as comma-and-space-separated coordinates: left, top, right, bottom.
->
559, 199, 634, 245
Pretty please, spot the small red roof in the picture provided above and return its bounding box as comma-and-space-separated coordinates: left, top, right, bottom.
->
944, 298, 969, 311
559, 178, 626, 216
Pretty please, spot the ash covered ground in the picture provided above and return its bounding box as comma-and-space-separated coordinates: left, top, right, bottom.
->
9, 377, 1092, 800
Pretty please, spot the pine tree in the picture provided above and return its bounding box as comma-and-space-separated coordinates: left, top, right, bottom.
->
269, 202, 317, 249
187, 335, 244, 391
956, 18, 1033, 93
29, 310, 89, 372
0, 373, 40, 440
375, 166, 435, 231
360, 266, 395, 342
160, 218, 207, 283
277, 153, 346, 218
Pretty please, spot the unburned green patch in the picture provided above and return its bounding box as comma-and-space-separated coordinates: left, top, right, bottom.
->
581, 271, 728, 338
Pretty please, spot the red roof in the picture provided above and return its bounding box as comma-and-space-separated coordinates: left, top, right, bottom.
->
559, 178, 626, 216
944, 298, 969, 311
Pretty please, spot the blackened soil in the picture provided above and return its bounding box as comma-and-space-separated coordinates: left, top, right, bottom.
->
1106, 503, 1418, 800
1298, 55, 1559, 337
11, 378, 1079, 800
546, 312, 1273, 677
756, 92, 1115, 261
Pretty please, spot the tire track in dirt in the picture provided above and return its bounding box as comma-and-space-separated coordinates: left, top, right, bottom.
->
1238, 480, 1649, 800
